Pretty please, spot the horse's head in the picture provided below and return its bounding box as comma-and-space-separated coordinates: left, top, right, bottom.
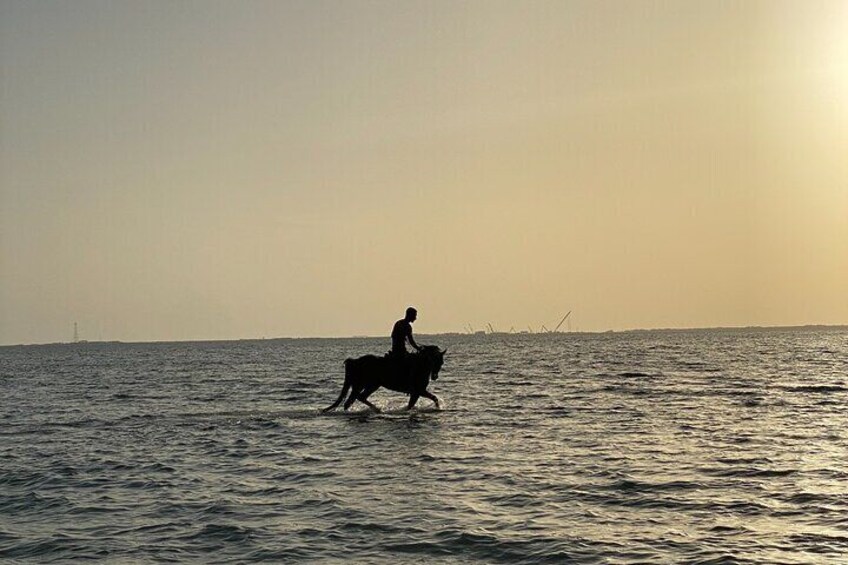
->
420, 345, 447, 380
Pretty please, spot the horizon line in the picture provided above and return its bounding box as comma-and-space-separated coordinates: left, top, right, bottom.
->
2, 323, 847, 349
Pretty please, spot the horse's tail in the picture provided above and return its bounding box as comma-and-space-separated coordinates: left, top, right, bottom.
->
322, 359, 352, 412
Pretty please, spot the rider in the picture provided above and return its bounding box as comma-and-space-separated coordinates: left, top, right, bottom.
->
391, 307, 422, 357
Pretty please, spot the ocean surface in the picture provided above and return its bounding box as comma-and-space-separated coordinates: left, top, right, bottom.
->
2, 328, 847, 563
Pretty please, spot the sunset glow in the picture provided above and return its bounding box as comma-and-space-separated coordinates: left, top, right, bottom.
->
1, 1, 846, 345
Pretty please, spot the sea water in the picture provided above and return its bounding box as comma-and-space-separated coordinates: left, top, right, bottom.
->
2, 328, 847, 563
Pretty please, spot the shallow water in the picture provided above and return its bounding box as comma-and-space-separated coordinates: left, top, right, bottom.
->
2, 328, 847, 563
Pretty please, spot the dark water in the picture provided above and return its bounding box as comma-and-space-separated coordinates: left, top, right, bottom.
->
2, 328, 847, 563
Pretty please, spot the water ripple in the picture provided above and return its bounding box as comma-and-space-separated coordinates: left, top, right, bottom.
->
1, 329, 847, 563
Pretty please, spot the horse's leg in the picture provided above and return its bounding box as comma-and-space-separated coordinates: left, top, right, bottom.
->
357, 383, 381, 412
420, 390, 440, 409
406, 393, 420, 410
343, 386, 362, 410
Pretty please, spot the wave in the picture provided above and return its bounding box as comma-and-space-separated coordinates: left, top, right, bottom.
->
604, 478, 705, 493
385, 529, 587, 564
786, 532, 848, 553
0, 535, 90, 561
780, 384, 848, 394
700, 467, 798, 478
177, 523, 256, 545
0, 492, 71, 514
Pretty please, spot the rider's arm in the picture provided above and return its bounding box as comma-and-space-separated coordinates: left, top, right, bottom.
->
407, 330, 422, 351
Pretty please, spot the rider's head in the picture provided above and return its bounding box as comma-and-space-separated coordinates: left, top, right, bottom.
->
405, 307, 418, 322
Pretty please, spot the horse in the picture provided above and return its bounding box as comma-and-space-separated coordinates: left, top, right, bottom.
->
323, 345, 447, 412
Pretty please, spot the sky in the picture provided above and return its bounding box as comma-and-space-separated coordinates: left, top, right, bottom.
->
1, 1, 846, 345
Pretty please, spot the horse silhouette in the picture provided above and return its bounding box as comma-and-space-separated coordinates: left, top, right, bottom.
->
323, 345, 446, 412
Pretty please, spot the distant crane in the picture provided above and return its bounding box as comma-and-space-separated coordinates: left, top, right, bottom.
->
487, 323, 496, 334
553, 311, 572, 333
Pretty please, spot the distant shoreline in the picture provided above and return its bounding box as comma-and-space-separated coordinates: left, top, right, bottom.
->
2, 324, 846, 350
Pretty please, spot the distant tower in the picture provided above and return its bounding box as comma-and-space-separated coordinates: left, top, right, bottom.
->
73, 322, 79, 343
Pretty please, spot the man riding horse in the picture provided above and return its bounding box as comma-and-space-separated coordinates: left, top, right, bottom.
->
323, 307, 446, 412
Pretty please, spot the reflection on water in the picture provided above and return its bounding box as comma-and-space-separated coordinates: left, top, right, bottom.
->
2, 328, 847, 563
